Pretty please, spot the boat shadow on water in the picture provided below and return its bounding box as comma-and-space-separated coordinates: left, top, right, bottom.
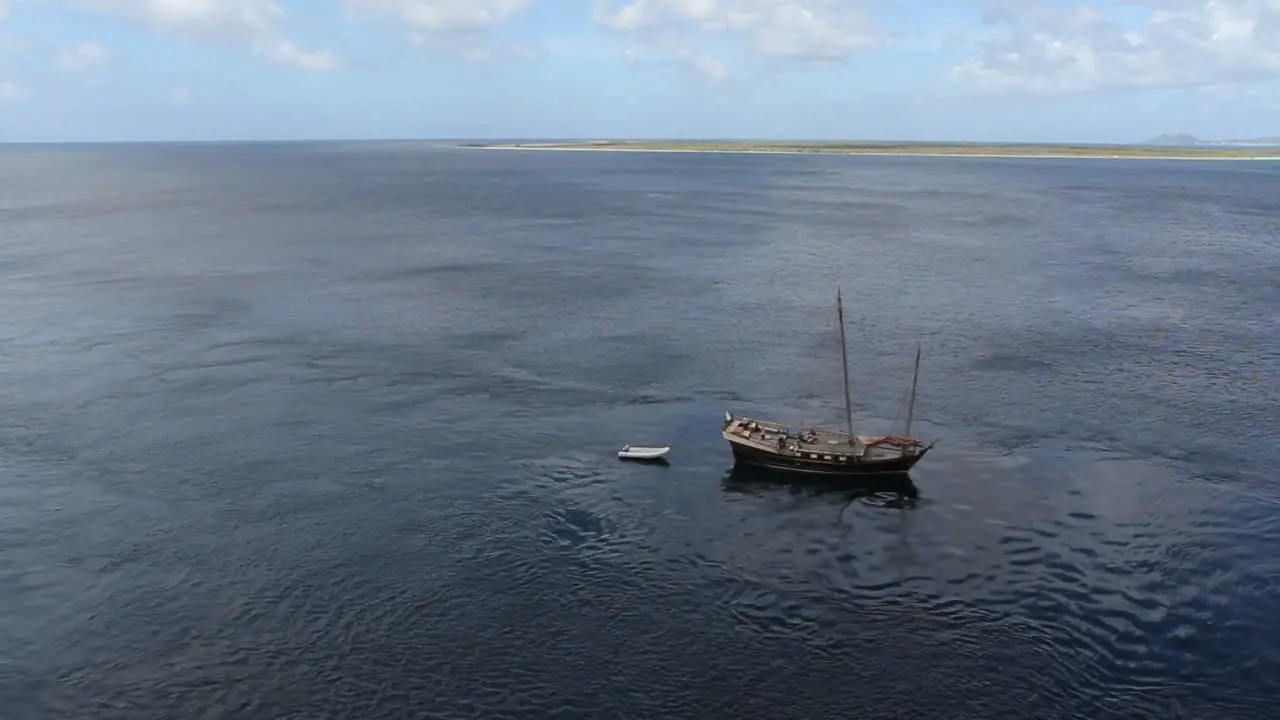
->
719, 463, 920, 510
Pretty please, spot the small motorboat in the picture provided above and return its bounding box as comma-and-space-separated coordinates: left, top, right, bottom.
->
617, 445, 670, 461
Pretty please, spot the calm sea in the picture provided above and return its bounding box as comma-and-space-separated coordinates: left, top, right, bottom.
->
1, 142, 1277, 719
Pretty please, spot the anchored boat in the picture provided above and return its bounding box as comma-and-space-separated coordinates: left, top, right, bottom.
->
618, 445, 670, 462
721, 289, 935, 477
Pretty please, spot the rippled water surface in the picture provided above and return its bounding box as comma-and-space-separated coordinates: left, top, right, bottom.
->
1, 143, 1278, 719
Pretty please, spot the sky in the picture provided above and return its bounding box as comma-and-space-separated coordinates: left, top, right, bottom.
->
0, 0, 1276, 143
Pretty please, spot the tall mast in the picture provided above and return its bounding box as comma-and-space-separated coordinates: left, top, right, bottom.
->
836, 288, 855, 444
905, 343, 922, 438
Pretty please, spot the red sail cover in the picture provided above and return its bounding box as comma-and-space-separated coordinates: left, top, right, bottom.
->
866, 435, 924, 447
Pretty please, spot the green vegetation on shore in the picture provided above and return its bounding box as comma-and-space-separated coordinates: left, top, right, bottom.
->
464, 139, 1280, 159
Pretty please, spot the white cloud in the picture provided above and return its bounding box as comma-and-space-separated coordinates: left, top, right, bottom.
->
76, 0, 281, 42
457, 42, 547, 62
343, 0, 533, 31
593, 0, 881, 61
55, 40, 111, 72
688, 50, 728, 79
254, 38, 342, 70
0, 3, 14, 103
949, 0, 1280, 94
625, 44, 729, 79
343, 0, 538, 60
71, 0, 340, 70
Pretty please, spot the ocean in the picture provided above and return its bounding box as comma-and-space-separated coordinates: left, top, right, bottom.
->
0, 141, 1277, 719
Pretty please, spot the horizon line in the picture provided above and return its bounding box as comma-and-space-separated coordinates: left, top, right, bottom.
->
0, 136, 1234, 147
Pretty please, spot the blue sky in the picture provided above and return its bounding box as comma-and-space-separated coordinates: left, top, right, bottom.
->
0, 0, 1276, 142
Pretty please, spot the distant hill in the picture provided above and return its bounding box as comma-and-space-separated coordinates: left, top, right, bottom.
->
1144, 133, 1202, 146
1142, 133, 1280, 147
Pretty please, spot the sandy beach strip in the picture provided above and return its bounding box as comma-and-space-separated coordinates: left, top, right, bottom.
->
463, 143, 1280, 162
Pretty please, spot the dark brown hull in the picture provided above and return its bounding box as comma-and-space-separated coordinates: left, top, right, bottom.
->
727, 438, 930, 477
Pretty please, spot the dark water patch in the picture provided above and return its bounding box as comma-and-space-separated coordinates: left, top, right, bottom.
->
542, 506, 617, 550
615, 391, 696, 407
445, 328, 522, 353
442, 364, 620, 413
366, 259, 499, 281
971, 354, 1055, 371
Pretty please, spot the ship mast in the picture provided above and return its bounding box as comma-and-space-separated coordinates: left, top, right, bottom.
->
904, 343, 921, 438
836, 288, 855, 444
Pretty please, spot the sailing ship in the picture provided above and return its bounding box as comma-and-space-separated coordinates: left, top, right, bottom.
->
721, 288, 935, 477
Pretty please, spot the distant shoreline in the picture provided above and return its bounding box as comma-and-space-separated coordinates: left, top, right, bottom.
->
462, 141, 1280, 161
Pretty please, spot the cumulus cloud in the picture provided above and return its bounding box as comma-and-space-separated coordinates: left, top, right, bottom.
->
456, 42, 547, 62
76, 0, 281, 41
343, 0, 539, 59
687, 50, 728, 79
624, 44, 729, 79
344, 0, 533, 31
255, 38, 342, 70
72, 0, 340, 69
55, 40, 112, 72
949, 0, 1280, 94
0, 2, 15, 101
592, 0, 882, 61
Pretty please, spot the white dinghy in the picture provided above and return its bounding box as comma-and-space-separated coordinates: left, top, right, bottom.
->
617, 445, 670, 461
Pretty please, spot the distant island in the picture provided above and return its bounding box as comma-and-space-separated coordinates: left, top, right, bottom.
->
1144, 133, 1280, 147
463, 138, 1280, 159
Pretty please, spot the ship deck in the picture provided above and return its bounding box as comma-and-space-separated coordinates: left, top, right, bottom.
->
724, 414, 923, 462
724, 417, 864, 456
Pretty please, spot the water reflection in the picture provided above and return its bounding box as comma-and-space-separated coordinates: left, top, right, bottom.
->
714, 463, 923, 587
719, 464, 921, 526
720, 463, 919, 502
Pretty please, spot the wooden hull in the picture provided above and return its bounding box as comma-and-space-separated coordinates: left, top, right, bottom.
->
726, 435, 929, 477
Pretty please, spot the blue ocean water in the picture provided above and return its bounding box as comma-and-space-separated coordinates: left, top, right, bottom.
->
0, 142, 1277, 719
